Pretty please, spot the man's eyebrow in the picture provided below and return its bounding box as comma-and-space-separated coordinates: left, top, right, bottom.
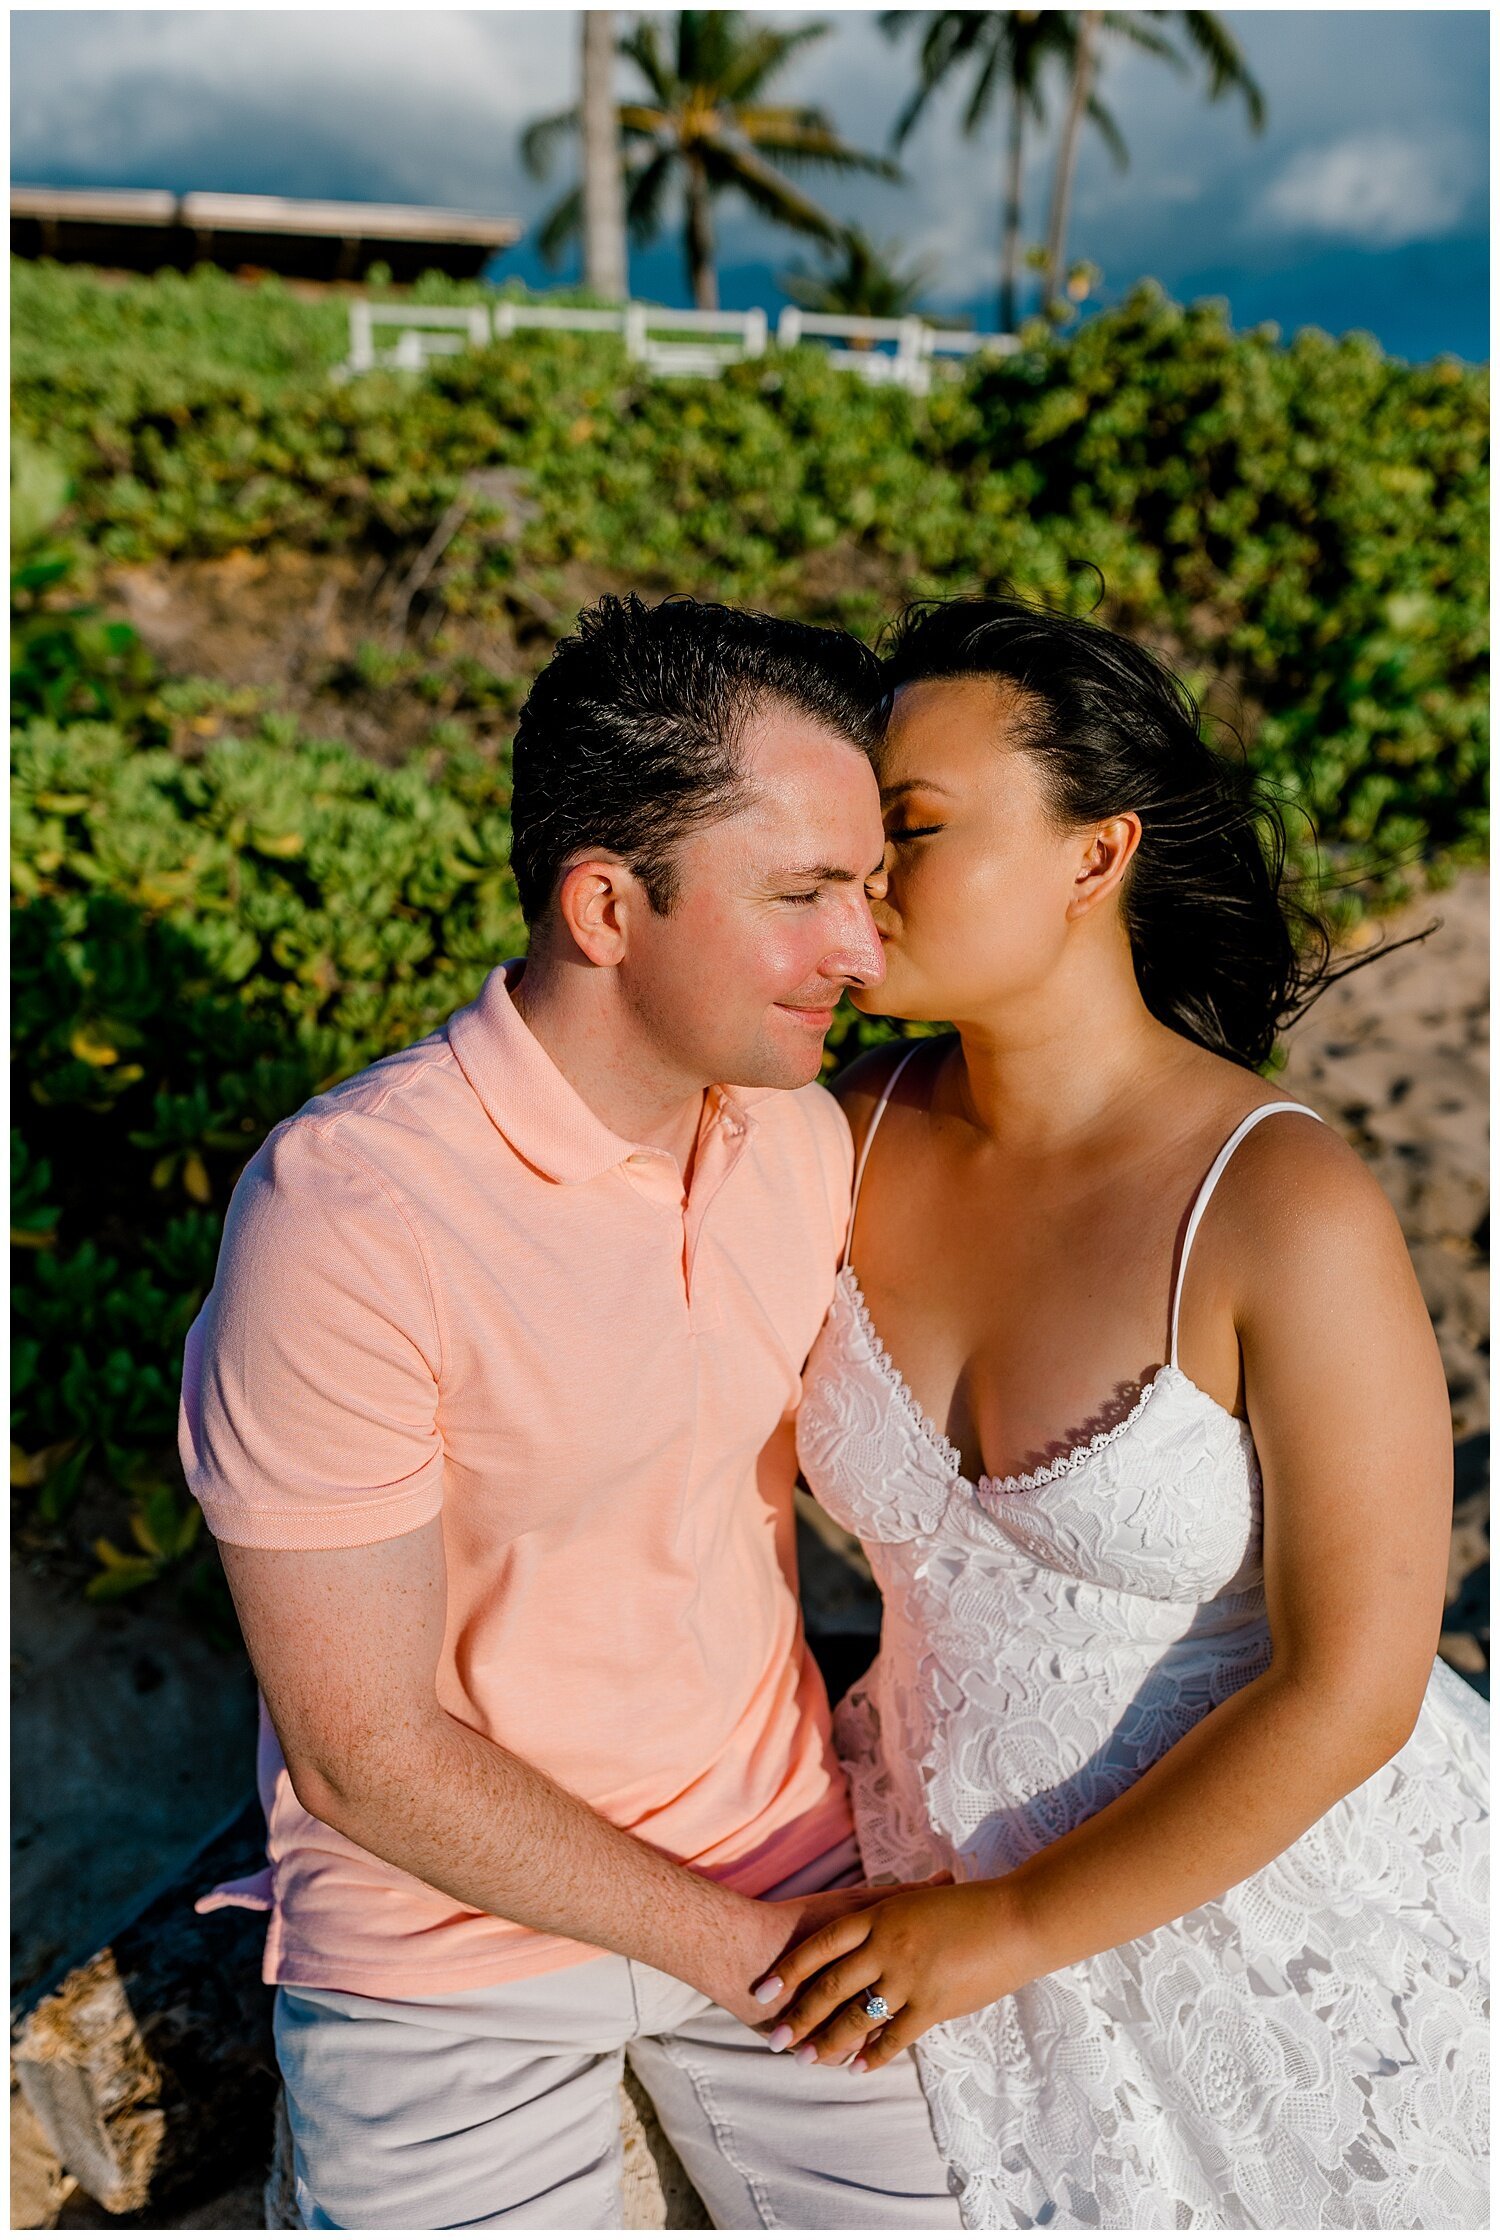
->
766, 860, 884, 885
880, 778, 955, 803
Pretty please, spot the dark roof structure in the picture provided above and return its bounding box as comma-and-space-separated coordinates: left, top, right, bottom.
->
10, 186, 520, 283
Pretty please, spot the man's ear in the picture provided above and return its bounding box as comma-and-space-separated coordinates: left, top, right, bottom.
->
555, 856, 638, 966
1064, 812, 1142, 923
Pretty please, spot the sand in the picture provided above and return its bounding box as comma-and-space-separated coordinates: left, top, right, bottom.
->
1275, 870, 1488, 1686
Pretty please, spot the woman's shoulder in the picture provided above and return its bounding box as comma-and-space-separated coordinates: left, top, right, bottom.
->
1196, 1076, 1408, 1284
830, 1032, 953, 1130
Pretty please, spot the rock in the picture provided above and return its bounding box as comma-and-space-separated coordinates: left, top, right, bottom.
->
11, 1799, 276, 2219
9, 2079, 77, 2229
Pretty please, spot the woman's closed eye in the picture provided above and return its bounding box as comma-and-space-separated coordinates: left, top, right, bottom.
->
888, 824, 943, 845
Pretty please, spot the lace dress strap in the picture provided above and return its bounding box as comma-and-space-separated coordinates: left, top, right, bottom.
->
842, 1041, 925, 1270
1169, 1101, 1325, 1367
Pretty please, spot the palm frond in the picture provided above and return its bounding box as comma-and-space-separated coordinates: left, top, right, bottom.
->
535, 184, 584, 268
889, 76, 936, 151
737, 123, 903, 183
620, 17, 676, 106
716, 20, 831, 105
624, 149, 676, 247
700, 141, 840, 240
520, 107, 578, 182
618, 103, 673, 143
1085, 92, 1130, 173
735, 107, 902, 178
903, 11, 996, 141
1100, 14, 1188, 68
780, 226, 937, 318
1175, 10, 1267, 127
961, 37, 1007, 138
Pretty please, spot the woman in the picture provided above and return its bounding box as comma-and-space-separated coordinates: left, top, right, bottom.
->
764, 596, 1488, 2228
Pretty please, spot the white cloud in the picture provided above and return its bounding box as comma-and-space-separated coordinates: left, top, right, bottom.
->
1257, 132, 1473, 248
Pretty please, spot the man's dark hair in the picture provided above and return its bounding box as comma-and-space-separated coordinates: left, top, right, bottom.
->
508, 593, 884, 924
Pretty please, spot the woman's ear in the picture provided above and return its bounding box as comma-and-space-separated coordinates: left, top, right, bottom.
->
555, 856, 636, 966
1065, 813, 1143, 922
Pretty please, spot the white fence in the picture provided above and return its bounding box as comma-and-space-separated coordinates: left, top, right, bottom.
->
338, 298, 1017, 393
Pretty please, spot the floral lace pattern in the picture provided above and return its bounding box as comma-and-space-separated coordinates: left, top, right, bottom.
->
797, 1269, 1490, 2230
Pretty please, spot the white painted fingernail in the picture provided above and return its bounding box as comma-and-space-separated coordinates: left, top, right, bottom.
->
851, 2056, 869, 2073
794, 2044, 819, 2065
752, 1975, 783, 2003
767, 2024, 793, 2052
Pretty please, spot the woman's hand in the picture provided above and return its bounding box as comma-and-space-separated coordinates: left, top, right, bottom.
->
707, 1873, 951, 2027
756, 1880, 1035, 2071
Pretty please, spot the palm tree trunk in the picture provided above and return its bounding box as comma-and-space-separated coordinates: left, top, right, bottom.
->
1044, 8, 1100, 316
1000, 82, 1025, 333
684, 158, 717, 310
580, 12, 626, 301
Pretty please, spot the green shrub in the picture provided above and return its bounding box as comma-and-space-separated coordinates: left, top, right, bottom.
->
11, 711, 524, 1598
8, 262, 1489, 1605
12, 263, 1487, 880
11, 437, 161, 726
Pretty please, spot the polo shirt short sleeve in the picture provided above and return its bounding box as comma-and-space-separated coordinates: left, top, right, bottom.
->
180, 1120, 445, 1552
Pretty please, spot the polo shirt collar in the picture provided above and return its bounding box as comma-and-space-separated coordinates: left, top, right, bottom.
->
447, 962, 765, 1185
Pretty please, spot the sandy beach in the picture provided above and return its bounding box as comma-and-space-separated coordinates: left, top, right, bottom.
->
1276, 871, 1488, 1684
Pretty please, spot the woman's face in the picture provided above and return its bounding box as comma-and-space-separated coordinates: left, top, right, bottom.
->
858, 673, 1091, 1025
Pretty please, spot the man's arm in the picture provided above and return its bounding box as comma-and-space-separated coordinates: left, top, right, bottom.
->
220, 1519, 848, 2025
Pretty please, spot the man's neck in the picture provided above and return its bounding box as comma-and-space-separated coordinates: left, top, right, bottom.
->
508, 952, 708, 1170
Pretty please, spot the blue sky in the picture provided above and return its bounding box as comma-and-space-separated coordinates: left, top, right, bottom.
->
10, 8, 1490, 361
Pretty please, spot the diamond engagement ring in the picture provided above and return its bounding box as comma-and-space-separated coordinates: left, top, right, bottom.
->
862, 1993, 892, 2023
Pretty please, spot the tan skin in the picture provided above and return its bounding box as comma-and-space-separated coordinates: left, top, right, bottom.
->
217, 698, 957, 2034
756, 673, 1453, 2073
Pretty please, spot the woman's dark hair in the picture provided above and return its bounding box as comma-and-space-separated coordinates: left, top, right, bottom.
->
880, 590, 1342, 1070
509, 592, 884, 924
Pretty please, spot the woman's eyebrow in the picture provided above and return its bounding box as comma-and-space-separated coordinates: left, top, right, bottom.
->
880, 778, 954, 804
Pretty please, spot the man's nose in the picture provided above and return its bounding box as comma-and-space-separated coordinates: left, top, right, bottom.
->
823, 891, 887, 989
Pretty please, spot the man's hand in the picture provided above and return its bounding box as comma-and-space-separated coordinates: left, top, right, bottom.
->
751, 1881, 1032, 2069
700, 1874, 953, 2030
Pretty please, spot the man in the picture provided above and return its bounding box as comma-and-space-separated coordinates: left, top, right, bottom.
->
180, 595, 959, 2229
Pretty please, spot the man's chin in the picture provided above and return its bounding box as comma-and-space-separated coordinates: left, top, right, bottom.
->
727, 1019, 830, 1091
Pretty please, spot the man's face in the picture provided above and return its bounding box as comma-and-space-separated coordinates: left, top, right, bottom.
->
622, 701, 888, 1089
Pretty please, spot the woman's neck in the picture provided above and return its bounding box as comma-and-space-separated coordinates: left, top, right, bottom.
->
940, 948, 1194, 1157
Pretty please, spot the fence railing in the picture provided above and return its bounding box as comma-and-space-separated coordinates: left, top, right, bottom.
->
337, 298, 1018, 392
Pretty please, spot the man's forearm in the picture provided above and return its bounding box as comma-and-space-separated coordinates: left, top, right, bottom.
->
296, 1707, 784, 2012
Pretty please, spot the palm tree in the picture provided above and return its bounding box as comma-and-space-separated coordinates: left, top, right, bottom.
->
524, 11, 901, 311
1043, 11, 1266, 312
880, 11, 1082, 333
580, 12, 627, 301
780, 227, 938, 321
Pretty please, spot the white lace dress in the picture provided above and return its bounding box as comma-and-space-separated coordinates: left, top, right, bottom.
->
796, 1086, 1489, 2230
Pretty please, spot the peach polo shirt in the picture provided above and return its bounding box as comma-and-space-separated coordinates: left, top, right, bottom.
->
178, 961, 857, 1996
